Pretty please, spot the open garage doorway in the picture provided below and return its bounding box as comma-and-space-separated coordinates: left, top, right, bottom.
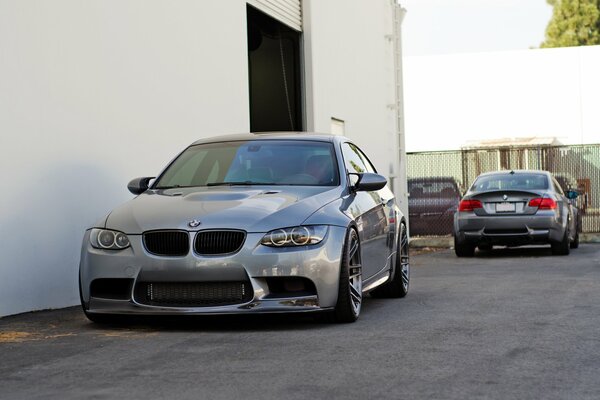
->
247, 5, 303, 132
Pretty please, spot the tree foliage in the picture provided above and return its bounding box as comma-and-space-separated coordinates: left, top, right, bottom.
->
541, 0, 600, 48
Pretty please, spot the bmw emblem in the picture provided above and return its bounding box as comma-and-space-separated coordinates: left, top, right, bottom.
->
188, 219, 201, 228
503, 194, 508, 201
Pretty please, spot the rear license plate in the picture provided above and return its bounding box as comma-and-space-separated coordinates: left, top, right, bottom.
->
496, 202, 516, 213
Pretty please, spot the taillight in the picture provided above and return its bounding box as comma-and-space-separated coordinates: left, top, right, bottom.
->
458, 199, 483, 212
528, 198, 557, 210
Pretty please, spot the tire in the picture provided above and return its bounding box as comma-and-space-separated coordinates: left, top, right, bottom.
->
332, 228, 363, 323
571, 232, 580, 249
477, 243, 493, 252
571, 221, 580, 249
370, 223, 409, 298
454, 236, 475, 257
551, 228, 570, 256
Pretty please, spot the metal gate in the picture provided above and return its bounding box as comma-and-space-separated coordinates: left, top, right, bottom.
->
407, 144, 600, 236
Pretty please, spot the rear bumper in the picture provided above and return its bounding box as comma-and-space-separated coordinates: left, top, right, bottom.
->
454, 213, 565, 245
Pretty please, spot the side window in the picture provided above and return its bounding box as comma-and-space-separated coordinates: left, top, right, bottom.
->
353, 145, 377, 173
342, 143, 369, 173
342, 143, 377, 173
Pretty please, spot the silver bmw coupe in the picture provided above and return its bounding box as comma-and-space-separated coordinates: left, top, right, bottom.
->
79, 133, 409, 323
454, 170, 580, 257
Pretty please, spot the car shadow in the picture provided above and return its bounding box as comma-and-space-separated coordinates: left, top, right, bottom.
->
474, 245, 555, 258
78, 298, 381, 333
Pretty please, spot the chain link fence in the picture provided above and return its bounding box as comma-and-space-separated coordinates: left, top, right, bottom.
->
407, 144, 600, 236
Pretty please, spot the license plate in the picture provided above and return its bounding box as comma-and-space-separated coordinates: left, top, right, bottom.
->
496, 202, 515, 212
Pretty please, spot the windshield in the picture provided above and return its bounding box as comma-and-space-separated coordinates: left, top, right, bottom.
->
470, 173, 549, 192
154, 140, 339, 188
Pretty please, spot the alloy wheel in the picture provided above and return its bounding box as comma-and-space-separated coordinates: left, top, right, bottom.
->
400, 224, 410, 291
348, 232, 362, 315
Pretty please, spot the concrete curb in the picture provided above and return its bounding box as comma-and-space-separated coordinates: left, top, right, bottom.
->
581, 233, 600, 243
409, 233, 600, 248
409, 236, 453, 248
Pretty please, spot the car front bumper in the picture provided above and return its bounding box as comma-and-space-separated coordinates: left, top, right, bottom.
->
79, 226, 346, 316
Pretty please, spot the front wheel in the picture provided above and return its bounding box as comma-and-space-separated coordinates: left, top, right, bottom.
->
570, 230, 580, 249
370, 223, 409, 298
571, 219, 580, 249
332, 228, 363, 323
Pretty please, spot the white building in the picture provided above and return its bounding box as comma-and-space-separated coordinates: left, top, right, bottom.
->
0, 0, 408, 316
404, 45, 600, 152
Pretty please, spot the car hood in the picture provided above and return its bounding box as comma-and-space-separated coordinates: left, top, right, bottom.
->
104, 186, 342, 234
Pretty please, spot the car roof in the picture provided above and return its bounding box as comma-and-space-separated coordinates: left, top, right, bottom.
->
191, 132, 342, 146
476, 170, 552, 178
408, 177, 458, 182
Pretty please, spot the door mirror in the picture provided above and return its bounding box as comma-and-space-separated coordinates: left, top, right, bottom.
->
566, 190, 579, 200
127, 177, 155, 195
352, 173, 387, 192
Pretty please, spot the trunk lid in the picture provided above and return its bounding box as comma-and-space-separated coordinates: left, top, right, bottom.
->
468, 190, 550, 216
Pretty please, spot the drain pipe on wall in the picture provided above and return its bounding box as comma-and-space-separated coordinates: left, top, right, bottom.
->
392, 1, 409, 226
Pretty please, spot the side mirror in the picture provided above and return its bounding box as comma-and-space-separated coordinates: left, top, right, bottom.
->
352, 173, 387, 192
566, 190, 579, 200
128, 177, 155, 195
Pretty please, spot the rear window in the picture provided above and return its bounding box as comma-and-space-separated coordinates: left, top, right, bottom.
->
408, 179, 459, 198
470, 173, 549, 192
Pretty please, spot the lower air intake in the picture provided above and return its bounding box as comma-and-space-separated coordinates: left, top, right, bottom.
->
134, 282, 253, 307
484, 228, 529, 235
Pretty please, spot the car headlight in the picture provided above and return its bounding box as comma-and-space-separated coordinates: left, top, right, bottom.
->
90, 228, 131, 250
260, 226, 328, 247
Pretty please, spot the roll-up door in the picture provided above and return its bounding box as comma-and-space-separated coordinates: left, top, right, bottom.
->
247, 0, 302, 31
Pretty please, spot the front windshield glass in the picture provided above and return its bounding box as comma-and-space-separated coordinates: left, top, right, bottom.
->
155, 140, 339, 188
470, 173, 549, 193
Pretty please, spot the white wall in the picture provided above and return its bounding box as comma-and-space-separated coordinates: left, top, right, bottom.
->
303, 0, 407, 215
0, 0, 251, 316
404, 45, 600, 152
0, 0, 406, 317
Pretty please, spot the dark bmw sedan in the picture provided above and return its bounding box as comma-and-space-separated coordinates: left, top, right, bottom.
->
453, 170, 580, 257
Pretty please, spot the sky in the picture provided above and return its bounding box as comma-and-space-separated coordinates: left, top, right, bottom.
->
400, 0, 554, 56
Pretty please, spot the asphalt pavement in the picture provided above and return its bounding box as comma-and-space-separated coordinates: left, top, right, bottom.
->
2, 244, 600, 400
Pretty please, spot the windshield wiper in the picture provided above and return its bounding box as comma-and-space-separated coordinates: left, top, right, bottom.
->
155, 184, 183, 189
207, 181, 278, 186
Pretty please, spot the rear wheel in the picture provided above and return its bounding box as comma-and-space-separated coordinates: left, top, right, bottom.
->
552, 228, 570, 256
454, 236, 475, 257
332, 228, 362, 323
370, 223, 409, 298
